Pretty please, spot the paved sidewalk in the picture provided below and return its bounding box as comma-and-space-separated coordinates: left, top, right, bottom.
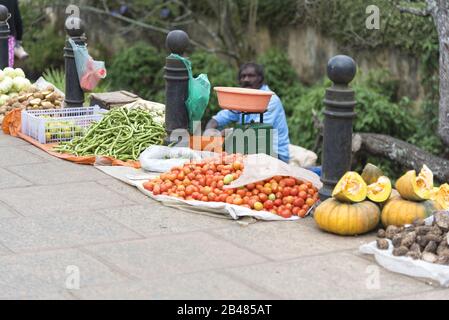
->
0, 131, 448, 300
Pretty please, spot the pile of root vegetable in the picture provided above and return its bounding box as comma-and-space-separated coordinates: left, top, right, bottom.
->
53, 107, 166, 161
376, 211, 449, 265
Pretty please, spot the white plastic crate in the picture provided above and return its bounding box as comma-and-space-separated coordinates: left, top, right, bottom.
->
21, 106, 105, 144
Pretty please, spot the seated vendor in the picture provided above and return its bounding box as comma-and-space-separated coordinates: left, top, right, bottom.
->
205, 63, 290, 163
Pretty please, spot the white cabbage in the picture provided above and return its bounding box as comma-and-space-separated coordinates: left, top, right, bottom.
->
3, 67, 15, 78
13, 68, 25, 78
0, 77, 13, 94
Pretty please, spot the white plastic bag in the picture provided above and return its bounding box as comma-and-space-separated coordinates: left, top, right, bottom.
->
139, 146, 216, 173
289, 144, 318, 168
360, 215, 449, 287
226, 153, 322, 190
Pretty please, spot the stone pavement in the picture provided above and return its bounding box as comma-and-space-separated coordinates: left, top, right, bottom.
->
0, 131, 448, 300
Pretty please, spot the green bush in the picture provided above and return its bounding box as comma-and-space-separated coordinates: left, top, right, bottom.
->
288, 76, 418, 151
108, 42, 165, 100
257, 48, 303, 117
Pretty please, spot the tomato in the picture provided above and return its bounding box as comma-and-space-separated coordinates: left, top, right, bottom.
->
299, 191, 308, 200
254, 202, 264, 211
299, 184, 308, 192
246, 183, 256, 191
168, 173, 177, 182
306, 198, 316, 207
274, 199, 283, 207
233, 161, 243, 170
143, 182, 154, 191
298, 209, 307, 218
218, 194, 228, 202
264, 200, 274, 210
283, 196, 294, 205
233, 197, 244, 206
258, 193, 268, 203
201, 187, 212, 195
153, 185, 161, 195
208, 193, 217, 202
273, 176, 283, 183
290, 187, 299, 197
302, 204, 310, 212
285, 178, 296, 187
262, 187, 272, 195
285, 203, 293, 210
279, 209, 292, 219
276, 192, 283, 199
271, 183, 279, 193
292, 207, 300, 216
237, 189, 246, 197
223, 174, 234, 185
177, 172, 185, 180
201, 196, 209, 202
252, 189, 260, 196
226, 196, 234, 204
185, 185, 196, 196
243, 196, 250, 204
248, 199, 258, 209
268, 193, 276, 201
293, 197, 305, 208
282, 187, 291, 197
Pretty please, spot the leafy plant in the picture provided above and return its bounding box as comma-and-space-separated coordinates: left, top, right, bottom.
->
42, 68, 111, 100
108, 42, 165, 100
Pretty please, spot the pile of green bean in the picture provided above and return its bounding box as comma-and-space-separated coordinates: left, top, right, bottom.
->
53, 107, 166, 161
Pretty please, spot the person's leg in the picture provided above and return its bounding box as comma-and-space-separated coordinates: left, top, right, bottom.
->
13, 0, 28, 60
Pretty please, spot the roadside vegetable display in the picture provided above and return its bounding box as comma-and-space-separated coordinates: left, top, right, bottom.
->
143, 153, 319, 219
53, 107, 166, 161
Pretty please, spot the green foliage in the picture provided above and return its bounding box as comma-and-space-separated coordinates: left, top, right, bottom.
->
288, 75, 418, 151
108, 42, 165, 101
42, 68, 65, 92
257, 48, 303, 116
21, 24, 65, 76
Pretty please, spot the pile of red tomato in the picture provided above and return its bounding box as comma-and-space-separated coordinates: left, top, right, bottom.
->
143, 153, 319, 219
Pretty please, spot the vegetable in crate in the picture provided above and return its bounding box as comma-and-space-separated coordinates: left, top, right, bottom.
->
53, 107, 166, 161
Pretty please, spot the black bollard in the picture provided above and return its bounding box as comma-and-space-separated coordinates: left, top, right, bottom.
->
164, 30, 190, 143
64, 17, 86, 108
319, 55, 357, 201
0, 5, 10, 69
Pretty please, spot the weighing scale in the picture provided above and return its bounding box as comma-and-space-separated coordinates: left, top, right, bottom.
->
223, 110, 274, 157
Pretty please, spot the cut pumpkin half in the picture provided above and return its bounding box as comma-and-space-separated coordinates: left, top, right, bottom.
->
332, 172, 367, 203
395, 165, 434, 201
367, 176, 392, 203
434, 184, 449, 210
361, 163, 384, 185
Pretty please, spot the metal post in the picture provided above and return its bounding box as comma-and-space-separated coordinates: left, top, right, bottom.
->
64, 17, 86, 108
0, 5, 10, 69
164, 30, 190, 143
319, 55, 357, 201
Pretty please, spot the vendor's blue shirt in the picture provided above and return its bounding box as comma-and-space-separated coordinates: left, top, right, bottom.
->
213, 85, 290, 162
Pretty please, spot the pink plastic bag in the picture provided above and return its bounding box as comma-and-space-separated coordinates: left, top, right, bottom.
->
80, 58, 107, 91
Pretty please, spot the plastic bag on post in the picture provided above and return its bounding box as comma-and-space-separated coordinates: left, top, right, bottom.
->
170, 54, 211, 134
68, 38, 107, 91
